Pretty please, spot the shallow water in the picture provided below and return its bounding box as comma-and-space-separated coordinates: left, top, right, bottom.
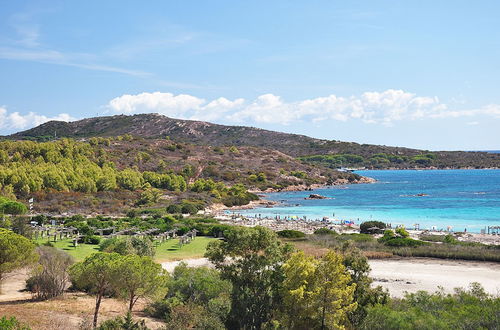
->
235, 169, 500, 233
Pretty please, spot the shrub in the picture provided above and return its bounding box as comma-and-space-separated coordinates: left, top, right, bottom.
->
395, 227, 409, 238
80, 235, 101, 245
339, 233, 375, 242
167, 204, 182, 214
277, 230, 306, 239
99, 237, 155, 257
361, 283, 500, 330
0, 316, 30, 330
360, 221, 386, 234
382, 237, 424, 247
181, 203, 198, 215
26, 246, 74, 300
314, 228, 337, 235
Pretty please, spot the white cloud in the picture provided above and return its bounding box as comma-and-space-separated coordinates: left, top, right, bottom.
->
108, 92, 205, 117
106, 89, 465, 125
0, 106, 75, 133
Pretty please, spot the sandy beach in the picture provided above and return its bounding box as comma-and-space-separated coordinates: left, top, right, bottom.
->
370, 258, 500, 298
161, 257, 500, 298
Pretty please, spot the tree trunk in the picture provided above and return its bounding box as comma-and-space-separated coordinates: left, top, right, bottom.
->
93, 292, 103, 328
128, 294, 135, 312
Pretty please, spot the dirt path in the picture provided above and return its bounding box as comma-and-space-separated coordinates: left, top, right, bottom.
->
0, 269, 31, 302
161, 258, 212, 272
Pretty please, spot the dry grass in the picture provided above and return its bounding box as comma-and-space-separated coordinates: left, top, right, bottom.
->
0, 270, 165, 330
287, 239, 330, 258
0, 293, 165, 329
363, 251, 394, 259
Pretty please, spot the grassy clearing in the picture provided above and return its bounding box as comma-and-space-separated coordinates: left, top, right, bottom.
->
34, 237, 100, 262
33, 236, 218, 263
154, 237, 217, 262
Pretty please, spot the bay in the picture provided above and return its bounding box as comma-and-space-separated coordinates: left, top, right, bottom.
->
235, 169, 500, 233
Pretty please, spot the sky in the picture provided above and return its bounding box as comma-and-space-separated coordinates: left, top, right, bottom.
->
0, 0, 499, 151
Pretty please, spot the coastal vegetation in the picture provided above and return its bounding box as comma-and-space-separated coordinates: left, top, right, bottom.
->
361, 283, 500, 330
0, 137, 362, 215
0, 223, 499, 329
299, 229, 500, 262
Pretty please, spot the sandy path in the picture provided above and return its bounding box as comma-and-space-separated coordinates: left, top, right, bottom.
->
369, 258, 500, 298
0, 268, 32, 302
162, 257, 500, 298
161, 258, 212, 272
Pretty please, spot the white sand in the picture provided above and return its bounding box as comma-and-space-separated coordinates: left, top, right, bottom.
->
369, 258, 500, 297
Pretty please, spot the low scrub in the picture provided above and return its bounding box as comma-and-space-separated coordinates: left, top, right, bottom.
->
361, 283, 500, 330
277, 229, 306, 239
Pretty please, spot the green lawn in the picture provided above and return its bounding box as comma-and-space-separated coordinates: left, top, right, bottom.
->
154, 236, 217, 262
34, 237, 100, 262
34, 236, 218, 263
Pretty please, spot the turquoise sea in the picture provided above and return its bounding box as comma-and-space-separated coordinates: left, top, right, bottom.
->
235, 170, 500, 233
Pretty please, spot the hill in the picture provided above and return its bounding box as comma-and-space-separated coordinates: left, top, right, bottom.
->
0, 137, 362, 215
6, 113, 500, 168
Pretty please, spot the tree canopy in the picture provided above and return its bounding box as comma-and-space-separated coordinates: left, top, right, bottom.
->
0, 228, 38, 286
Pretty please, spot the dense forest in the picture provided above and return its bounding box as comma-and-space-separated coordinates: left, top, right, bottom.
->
0, 138, 261, 211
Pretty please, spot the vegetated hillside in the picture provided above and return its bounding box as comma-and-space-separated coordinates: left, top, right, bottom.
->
7, 113, 500, 168
0, 137, 362, 215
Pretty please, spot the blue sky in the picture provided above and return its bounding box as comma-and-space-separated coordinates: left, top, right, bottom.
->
0, 1, 499, 150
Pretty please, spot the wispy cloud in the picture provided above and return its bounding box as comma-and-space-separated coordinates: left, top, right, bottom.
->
1, 10, 174, 78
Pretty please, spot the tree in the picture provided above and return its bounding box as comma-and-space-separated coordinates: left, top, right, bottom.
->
315, 251, 357, 329
0, 197, 27, 215
0, 228, 38, 290
114, 255, 169, 312
169, 262, 231, 306
11, 217, 33, 238
205, 226, 293, 329
27, 246, 74, 300
281, 250, 357, 329
340, 242, 389, 326
281, 250, 320, 328
99, 237, 155, 257
70, 252, 121, 328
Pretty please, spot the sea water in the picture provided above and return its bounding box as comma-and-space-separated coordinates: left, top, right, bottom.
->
235, 169, 500, 233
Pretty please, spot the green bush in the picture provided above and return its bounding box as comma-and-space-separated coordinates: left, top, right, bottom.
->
395, 227, 409, 238
382, 237, 424, 247
167, 204, 182, 214
313, 228, 337, 235
80, 235, 101, 245
181, 203, 199, 215
339, 233, 375, 242
277, 230, 306, 238
361, 283, 500, 330
360, 221, 386, 234
0, 316, 30, 330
